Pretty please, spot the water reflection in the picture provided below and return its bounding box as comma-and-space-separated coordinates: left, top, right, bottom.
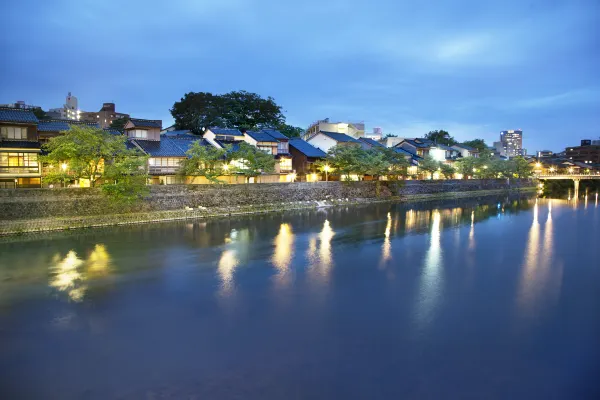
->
48, 244, 113, 302
469, 210, 475, 249
272, 223, 294, 287
380, 212, 393, 266
415, 209, 443, 329
307, 220, 335, 283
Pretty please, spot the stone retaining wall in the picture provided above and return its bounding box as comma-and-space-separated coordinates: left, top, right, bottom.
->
0, 179, 534, 221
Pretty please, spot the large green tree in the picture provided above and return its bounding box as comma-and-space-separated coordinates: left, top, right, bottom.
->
425, 130, 456, 146
32, 107, 50, 121
102, 152, 150, 203
277, 124, 304, 138
41, 125, 146, 189
231, 142, 276, 182
109, 117, 129, 132
178, 141, 230, 183
418, 155, 442, 179
325, 144, 365, 180
170, 91, 286, 134
462, 139, 488, 154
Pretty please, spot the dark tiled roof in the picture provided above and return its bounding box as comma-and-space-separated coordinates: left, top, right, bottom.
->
435, 143, 456, 152
129, 118, 162, 128
245, 130, 277, 142
170, 137, 211, 153
132, 137, 187, 157
453, 143, 476, 151
358, 137, 385, 148
38, 120, 99, 132
209, 127, 243, 136
260, 129, 288, 140
0, 108, 39, 124
214, 139, 242, 152
318, 131, 360, 143
103, 128, 123, 135
403, 138, 434, 148
162, 130, 194, 137
0, 140, 41, 149
289, 139, 327, 158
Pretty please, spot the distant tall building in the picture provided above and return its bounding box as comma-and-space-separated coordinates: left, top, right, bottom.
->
48, 92, 80, 120
0, 100, 40, 110
499, 129, 524, 157
566, 139, 600, 165
80, 103, 130, 128
303, 118, 365, 141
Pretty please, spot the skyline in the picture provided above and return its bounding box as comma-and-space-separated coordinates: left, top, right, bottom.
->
1, 0, 599, 153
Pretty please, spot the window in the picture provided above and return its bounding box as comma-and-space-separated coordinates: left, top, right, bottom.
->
279, 158, 292, 171
0, 126, 27, 140
131, 129, 148, 139
278, 142, 289, 154
149, 157, 182, 167
0, 152, 39, 173
258, 146, 273, 154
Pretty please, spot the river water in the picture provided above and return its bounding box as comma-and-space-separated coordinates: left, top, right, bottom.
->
1, 194, 599, 399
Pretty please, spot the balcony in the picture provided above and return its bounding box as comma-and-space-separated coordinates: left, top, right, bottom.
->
148, 166, 180, 175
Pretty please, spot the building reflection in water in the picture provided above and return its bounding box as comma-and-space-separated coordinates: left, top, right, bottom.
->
414, 209, 443, 329
272, 223, 295, 287
49, 244, 112, 302
380, 212, 393, 266
517, 200, 563, 320
307, 219, 335, 283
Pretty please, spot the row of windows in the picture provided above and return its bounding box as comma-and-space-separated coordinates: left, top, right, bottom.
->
131, 129, 148, 139
0, 152, 39, 167
1, 126, 27, 140
148, 157, 183, 167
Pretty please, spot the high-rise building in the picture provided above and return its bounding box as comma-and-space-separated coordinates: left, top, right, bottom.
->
80, 103, 130, 128
565, 139, 600, 165
499, 130, 523, 157
48, 92, 80, 120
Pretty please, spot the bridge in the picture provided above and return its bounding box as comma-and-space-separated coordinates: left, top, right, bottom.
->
538, 174, 600, 197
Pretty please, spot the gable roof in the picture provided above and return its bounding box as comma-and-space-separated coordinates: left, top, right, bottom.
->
289, 139, 327, 158
208, 127, 243, 136
170, 136, 212, 153
0, 108, 39, 124
318, 131, 360, 143
401, 138, 434, 148
245, 130, 278, 142
128, 118, 162, 128
453, 143, 476, 151
132, 136, 187, 157
260, 129, 289, 140
358, 137, 385, 148
103, 128, 123, 135
37, 120, 99, 132
162, 129, 194, 137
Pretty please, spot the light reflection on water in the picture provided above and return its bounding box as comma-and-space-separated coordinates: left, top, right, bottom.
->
272, 223, 294, 288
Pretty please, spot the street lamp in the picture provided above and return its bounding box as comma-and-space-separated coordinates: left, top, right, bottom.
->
61, 163, 68, 171
535, 162, 541, 169
323, 164, 331, 182
568, 167, 574, 174
223, 163, 229, 172
549, 167, 555, 173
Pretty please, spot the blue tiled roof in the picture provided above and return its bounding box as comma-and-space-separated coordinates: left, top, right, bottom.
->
214, 139, 242, 152
0, 108, 39, 124
170, 137, 212, 153
103, 128, 123, 135
289, 139, 327, 158
318, 131, 360, 143
162, 130, 194, 137
0, 140, 41, 149
38, 120, 99, 132
209, 127, 243, 136
129, 118, 162, 128
403, 138, 434, 148
132, 137, 187, 157
260, 129, 288, 141
245, 130, 277, 142
358, 137, 385, 148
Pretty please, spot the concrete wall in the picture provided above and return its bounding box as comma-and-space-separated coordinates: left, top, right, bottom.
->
0, 179, 534, 221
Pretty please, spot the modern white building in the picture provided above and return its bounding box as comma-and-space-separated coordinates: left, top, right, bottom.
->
303, 118, 364, 141
306, 131, 361, 153
48, 92, 80, 120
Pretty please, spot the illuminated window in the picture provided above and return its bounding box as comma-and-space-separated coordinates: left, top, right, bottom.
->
0, 126, 27, 139
0, 152, 39, 173
279, 158, 292, 171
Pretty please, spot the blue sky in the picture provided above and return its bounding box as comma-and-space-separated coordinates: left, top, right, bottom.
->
1, 0, 598, 152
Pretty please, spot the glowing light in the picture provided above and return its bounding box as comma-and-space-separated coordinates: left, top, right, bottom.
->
49, 250, 85, 302
218, 250, 238, 293
535, 163, 541, 168
61, 163, 68, 171
323, 165, 331, 172
222, 163, 229, 171
568, 167, 573, 174
381, 212, 392, 265
272, 223, 294, 286
549, 167, 555, 173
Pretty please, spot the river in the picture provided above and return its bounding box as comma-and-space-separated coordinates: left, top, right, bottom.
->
1, 194, 599, 399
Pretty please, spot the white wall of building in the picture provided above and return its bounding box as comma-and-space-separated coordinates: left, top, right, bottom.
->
307, 133, 339, 153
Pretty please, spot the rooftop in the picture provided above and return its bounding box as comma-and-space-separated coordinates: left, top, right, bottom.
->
38, 120, 99, 132
209, 127, 244, 136
318, 131, 360, 143
0, 140, 41, 149
245, 130, 278, 142
260, 129, 289, 141
132, 136, 187, 157
358, 137, 385, 148
289, 139, 327, 158
128, 118, 162, 129
0, 108, 39, 124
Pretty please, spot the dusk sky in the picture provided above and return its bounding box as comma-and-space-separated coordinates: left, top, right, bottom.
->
1, 0, 598, 152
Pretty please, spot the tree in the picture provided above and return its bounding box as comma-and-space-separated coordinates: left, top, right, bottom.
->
383, 134, 398, 138
32, 107, 50, 121
178, 141, 229, 183
325, 144, 364, 180
454, 156, 478, 178
231, 142, 276, 182
439, 163, 456, 179
509, 156, 533, 178
462, 139, 488, 154
379, 147, 410, 179
425, 130, 456, 146
102, 151, 150, 203
170, 91, 286, 134
41, 125, 135, 188
110, 117, 129, 132
277, 124, 304, 138
418, 155, 441, 179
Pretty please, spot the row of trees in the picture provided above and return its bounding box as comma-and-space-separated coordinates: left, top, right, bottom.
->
170, 90, 304, 137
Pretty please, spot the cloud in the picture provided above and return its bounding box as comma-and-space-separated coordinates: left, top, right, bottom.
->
512, 88, 600, 109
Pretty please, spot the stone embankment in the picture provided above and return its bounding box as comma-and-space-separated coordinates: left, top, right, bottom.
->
0, 179, 535, 235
